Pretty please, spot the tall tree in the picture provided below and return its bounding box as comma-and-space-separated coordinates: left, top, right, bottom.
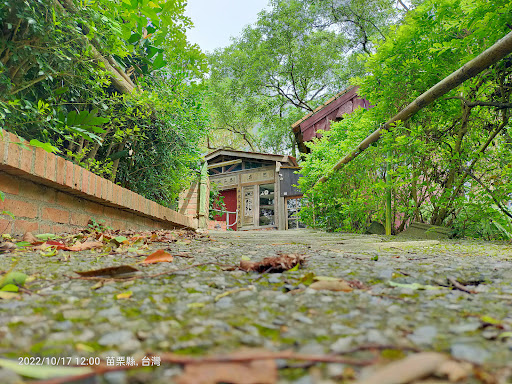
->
206, 0, 404, 155
0, 0, 208, 205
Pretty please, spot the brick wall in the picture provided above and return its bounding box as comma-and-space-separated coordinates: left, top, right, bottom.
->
179, 181, 200, 218
0, 131, 196, 235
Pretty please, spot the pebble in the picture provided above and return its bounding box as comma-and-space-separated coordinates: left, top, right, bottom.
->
98, 330, 134, 346
215, 296, 234, 309
408, 325, 438, 345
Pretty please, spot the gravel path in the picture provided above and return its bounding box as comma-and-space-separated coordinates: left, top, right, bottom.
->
1, 229, 512, 383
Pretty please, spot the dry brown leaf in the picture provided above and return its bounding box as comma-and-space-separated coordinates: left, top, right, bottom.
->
355, 352, 448, 384
435, 360, 472, 382
175, 350, 277, 384
67, 241, 104, 251
239, 253, 306, 273
75, 265, 139, 278
310, 280, 353, 292
0, 242, 17, 253
142, 249, 174, 264
23, 232, 39, 244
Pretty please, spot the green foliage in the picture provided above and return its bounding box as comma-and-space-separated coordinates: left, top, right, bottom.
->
209, 183, 226, 220
206, 0, 403, 155
299, 0, 512, 237
0, 0, 208, 206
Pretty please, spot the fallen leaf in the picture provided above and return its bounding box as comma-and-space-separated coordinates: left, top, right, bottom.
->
35, 233, 56, 241
142, 249, 174, 264
116, 290, 133, 299
40, 248, 58, 257
23, 232, 39, 244
497, 331, 512, 339
112, 236, 128, 245
388, 281, 441, 290
0, 291, 18, 299
313, 276, 341, 281
67, 241, 104, 251
0, 271, 27, 288
0, 357, 92, 379
0, 283, 19, 292
239, 253, 306, 273
435, 360, 472, 382
355, 352, 448, 384
46, 240, 68, 250
175, 349, 277, 384
75, 265, 139, 278
310, 280, 353, 292
0, 242, 16, 253
479, 315, 502, 326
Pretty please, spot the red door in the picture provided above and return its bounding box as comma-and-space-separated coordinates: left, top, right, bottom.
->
215, 189, 238, 230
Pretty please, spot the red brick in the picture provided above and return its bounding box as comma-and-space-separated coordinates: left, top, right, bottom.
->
112, 184, 121, 205
70, 212, 90, 226
135, 196, 142, 212
42, 207, 69, 224
19, 182, 56, 203
101, 178, 108, 200
73, 164, 81, 190
13, 220, 39, 233
6, 136, 21, 169
0, 134, 7, 164
81, 169, 89, 194
56, 156, 66, 185
34, 147, 46, 177
107, 182, 114, 203
1, 199, 38, 219
0, 172, 19, 194
110, 219, 125, 230
38, 223, 53, 233
65, 161, 73, 189
53, 224, 73, 233
18, 144, 32, 174
95, 176, 102, 198
45, 152, 56, 182
56, 191, 78, 209
0, 219, 12, 233
84, 200, 104, 216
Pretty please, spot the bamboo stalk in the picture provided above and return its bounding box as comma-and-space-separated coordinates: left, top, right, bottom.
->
315, 30, 512, 186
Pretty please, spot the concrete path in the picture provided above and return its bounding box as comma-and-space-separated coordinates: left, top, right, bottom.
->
1, 229, 511, 383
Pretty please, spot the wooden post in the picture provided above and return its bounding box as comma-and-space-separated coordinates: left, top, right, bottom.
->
385, 151, 392, 236
198, 162, 208, 229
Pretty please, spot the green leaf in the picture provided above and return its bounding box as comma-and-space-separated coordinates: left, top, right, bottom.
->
35, 233, 56, 241
29, 139, 60, 153
0, 272, 27, 288
113, 236, 128, 244
0, 283, 19, 292
152, 53, 167, 70
0, 358, 93, 379
497, 332, 512, 339
128, 33, 141, 44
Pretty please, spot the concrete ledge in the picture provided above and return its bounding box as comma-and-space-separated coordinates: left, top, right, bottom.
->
0, 131, 197, 234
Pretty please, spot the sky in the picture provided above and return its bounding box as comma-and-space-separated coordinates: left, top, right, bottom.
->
184, 0, 269, 53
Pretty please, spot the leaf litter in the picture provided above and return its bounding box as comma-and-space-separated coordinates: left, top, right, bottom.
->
239, 252, 307, 273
